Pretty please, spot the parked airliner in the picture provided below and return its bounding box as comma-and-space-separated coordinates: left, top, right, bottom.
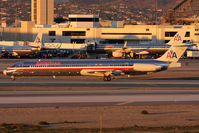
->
3, 43, 189, 81
0, 31, 42, 58
96, 43, 170, 58
96, 28, 187, 58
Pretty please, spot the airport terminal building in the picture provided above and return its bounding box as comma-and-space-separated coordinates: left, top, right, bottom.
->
1, 0, 199, 51
1, 14, 199, 49
1, 0, 199, 50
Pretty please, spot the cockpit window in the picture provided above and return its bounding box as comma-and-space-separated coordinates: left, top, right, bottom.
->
11, 64, 17, 67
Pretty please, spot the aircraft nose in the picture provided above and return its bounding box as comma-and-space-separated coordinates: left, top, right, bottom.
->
3, 70, 7, 76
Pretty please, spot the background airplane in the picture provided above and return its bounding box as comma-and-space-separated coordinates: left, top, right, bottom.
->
0, 31, 42, 58
0, 45, 40, 58
95, 28, 188, 58
96, 43, 170, 58
3, 42, 189, 81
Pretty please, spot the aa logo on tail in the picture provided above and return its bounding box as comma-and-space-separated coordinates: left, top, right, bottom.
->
35, 37, 40, 43
166, 50, 177, 59
174, 34, 182, 42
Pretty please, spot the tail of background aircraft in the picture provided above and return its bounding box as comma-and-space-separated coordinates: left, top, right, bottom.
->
28, 30, 43, 49
33, 30, 43, 45
156, 44, 189, 62
123, 41, 127, 49
167, 27, 186, 45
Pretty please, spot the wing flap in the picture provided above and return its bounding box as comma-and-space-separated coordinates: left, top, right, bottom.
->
80, 69, 124, 77
133, 50, 150, 55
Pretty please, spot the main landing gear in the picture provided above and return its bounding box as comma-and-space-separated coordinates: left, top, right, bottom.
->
103, 75, 112, 81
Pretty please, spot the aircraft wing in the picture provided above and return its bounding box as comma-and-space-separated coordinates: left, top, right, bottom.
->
132, 50, 150, 55
80, 69, 125, 77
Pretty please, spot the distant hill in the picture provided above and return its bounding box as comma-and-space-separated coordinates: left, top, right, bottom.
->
56, 0, 179, 10
2, 0, 182, 25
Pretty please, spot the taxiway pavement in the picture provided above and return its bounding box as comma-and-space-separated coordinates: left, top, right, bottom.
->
0, 78, 199, 87
0, 90, 199, 108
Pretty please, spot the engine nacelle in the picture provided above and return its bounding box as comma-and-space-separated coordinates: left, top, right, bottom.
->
133, 63, 162, 72
112, 50, 123, 58
112, 70, 125, 76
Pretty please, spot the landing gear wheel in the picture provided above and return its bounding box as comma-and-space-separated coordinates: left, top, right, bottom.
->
103, 75, 112, 81
107, 76, 111, 81
103, 77, 108, 81
11, 75, 15, 81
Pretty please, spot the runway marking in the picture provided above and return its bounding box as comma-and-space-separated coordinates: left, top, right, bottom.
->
116, 101, 134, 106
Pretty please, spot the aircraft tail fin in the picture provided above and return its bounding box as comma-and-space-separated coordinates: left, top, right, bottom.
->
33, 30, 43, 45
156, 44, 189, 62
167, 27, 186, 45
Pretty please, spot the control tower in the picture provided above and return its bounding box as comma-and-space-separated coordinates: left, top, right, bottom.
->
31, 0, 54, 25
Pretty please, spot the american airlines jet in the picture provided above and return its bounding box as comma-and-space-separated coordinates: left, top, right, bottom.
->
0, 31, 42, 58
4, 43, 189, 81
96, 28, 187, 58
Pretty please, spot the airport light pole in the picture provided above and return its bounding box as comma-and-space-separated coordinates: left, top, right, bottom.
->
0, 0, 5, 41
0, 0, 1, 40
155, 0, 158, 24
155, 0, 158, 44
